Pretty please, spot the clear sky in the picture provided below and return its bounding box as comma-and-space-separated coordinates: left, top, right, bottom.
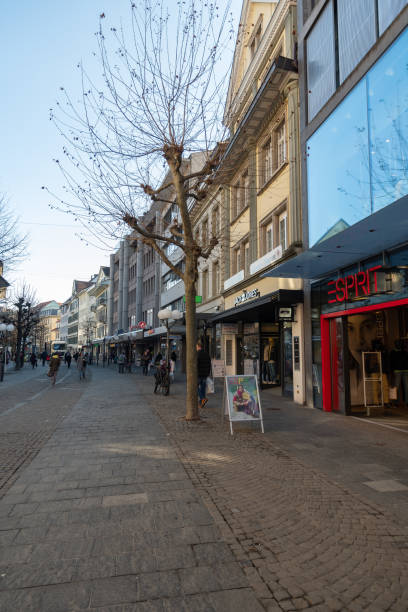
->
1, 0, 242, 304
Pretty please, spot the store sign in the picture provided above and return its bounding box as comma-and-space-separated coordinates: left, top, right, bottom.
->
278, 307, 293, 320
327, 265, 382, 304
137, 321, 147, 329
234, 288, 260, 307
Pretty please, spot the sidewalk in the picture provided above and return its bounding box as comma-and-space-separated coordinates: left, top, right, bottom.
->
136, 372, 408, 611
0, 366, 262, 611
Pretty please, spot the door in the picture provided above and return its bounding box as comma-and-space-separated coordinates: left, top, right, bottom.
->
282, 322, 293, 397
261, 335, 280, 387
329, 317, 346, 413
236, 336, 244, 374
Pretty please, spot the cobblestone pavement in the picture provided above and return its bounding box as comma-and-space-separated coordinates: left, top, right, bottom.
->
0, 364, 85, 496
0, 367, 262, 611
140, 376, 408, 612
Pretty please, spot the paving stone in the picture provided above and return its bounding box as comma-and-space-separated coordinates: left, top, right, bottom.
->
90, 576, 139, 607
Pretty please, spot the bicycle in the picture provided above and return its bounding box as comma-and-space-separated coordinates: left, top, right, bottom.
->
153, 363, 170, 395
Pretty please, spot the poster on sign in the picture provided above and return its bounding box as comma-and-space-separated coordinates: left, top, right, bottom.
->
211, 359, 226, 378
225, 375, 264, 435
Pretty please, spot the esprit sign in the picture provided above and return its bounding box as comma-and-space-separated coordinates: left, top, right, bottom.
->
234, 288, 260, 307
327, 265, 382, 304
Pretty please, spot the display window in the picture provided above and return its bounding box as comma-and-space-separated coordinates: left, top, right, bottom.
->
321, 299, 408, 415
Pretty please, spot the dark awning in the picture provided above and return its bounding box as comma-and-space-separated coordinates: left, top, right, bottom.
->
264, 193, 408, 280
212, 289, 303, 324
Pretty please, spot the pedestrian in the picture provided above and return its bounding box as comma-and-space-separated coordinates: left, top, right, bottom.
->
40, 350, 48, 366
141, 348, 151, 376
118, 351, 126, 374
65, 351, 72, 368
48, 353, 60, 386
73, 351, 79, 363
196, 341, 211, 408
77, 350, 87, 380
30, 352, 37, 369
170, 350, 177, 381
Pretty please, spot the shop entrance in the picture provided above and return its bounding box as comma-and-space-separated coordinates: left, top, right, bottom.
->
261, 324, 280, 388
322, 299, 408, 416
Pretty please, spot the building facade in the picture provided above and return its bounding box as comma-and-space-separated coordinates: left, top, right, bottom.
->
271, 0, 408, 415
211, 0, 304, 402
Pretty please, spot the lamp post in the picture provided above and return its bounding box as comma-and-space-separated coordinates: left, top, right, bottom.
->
0, 322, 15, 382
157, 309, 183, 372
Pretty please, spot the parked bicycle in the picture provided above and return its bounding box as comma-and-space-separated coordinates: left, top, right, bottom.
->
153, 361, 170, 395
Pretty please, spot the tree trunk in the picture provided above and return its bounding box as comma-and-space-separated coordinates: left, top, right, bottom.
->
184, 276, 199, 421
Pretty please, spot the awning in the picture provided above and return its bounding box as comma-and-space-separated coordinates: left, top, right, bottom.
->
211, 289, 303, 324
264, 193, 408, 280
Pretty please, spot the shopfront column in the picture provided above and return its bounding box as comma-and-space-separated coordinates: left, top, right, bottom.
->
286, 81, 302, 246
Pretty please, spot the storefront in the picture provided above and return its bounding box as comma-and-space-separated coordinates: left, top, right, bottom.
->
212, 288, 304, 400
311, 244, 408, 415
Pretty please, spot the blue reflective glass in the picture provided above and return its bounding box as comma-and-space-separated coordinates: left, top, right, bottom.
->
368, 27, 408, 212
307, 27, 408, 247
307, 79, 370, 246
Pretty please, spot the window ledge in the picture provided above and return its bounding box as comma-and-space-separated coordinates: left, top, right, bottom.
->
257, 161, 288, 196
230, 205, 250, 226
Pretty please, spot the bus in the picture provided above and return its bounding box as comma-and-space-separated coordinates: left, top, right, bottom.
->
50, 341, 67, 358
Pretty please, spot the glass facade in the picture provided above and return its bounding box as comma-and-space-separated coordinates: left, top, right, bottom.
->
306, 1, 336, 121
378, 0, 408, 35
337, 0, 376, 84
307, 27, 408, 246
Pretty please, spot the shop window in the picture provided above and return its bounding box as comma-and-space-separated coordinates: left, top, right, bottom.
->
266, 221, 273, 253
226, 339, 233, 366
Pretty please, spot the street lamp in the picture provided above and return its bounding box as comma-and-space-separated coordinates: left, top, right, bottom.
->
157, 309, 183, 371
0, 322, 15, 382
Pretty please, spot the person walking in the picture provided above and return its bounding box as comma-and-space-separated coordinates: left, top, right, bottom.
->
48, 353, 60, 386
73, 351, 79, 363
196, 341, 211, 408
141, 348, 151, 376
30, 352, 37, 369
40, 350, 47, 366
65, 351, 72, 368
170, 350, 177, 382
118, 351, 126, 374
77, 350, 87, 380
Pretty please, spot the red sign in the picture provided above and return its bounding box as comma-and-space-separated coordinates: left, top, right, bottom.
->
328, 265, 382, 304
137, 321, 147, 329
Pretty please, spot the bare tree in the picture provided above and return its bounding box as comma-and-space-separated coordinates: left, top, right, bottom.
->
48, 0, 233, 420
7, 284, 38, 369
0, 196, 29, 272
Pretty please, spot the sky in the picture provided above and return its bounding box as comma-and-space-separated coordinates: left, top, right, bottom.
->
1, 0, 242, 304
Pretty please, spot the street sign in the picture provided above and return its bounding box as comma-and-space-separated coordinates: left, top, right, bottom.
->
183, 296, 202, 304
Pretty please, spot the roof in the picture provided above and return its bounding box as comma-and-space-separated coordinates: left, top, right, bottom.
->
73, 280, 92, 294
0, 276, 10, 289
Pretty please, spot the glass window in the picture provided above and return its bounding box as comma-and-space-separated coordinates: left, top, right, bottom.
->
368, 27, 408, 212
275, 122, 286, 168
266, 221, 273, 253
261, 138, 272, 185
306, 0, 336, 121
307, 79, 371, 246
279, 212, 287, 251
378, 0, 407, 35
337, 0, 376, 84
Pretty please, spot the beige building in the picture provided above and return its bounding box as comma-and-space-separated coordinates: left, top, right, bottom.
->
34, 300, 61, 351
212, 0, 305, 403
